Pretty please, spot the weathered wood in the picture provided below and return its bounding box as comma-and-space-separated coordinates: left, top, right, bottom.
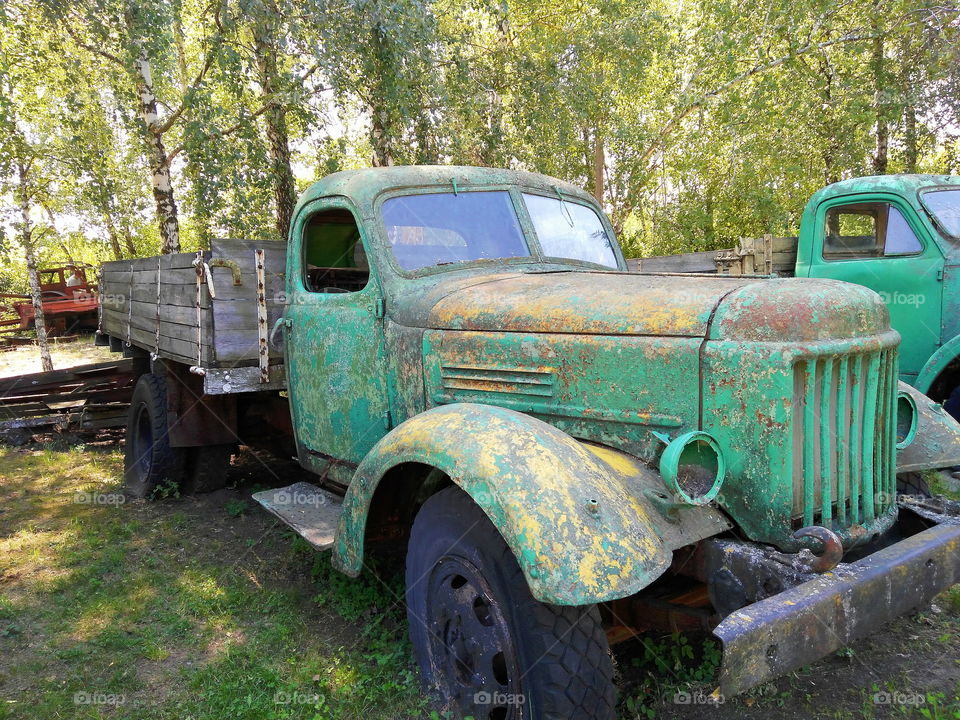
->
100, 239, 287, 376
630, 250, 721, 273
628, 236, 799, 276
203, 365, 287, 394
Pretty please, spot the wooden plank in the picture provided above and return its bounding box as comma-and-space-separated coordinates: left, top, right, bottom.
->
203, 365, 286, 394
629, 250, 723, 273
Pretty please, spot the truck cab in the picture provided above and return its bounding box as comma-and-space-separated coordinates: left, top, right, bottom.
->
795, 175, 960, 410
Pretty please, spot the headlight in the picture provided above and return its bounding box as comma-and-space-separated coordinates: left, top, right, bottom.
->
659, 431, 726, 505
895, 391, 918, 449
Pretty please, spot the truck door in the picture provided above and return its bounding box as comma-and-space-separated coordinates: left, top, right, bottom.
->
806, 196, 944, 380
283, 198, 391, 469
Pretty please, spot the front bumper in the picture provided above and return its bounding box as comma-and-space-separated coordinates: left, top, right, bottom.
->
713, 522, 960, 695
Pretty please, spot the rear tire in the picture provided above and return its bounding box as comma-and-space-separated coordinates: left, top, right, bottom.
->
406, 486, 616, 720
180, 444, 235, 494
123, 374, 188, 499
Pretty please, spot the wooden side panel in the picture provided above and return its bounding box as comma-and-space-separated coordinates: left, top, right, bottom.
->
629, 250, 721, 273
209, 239, 286, 365
100, 253, 215, 366
99, 240, 287, 370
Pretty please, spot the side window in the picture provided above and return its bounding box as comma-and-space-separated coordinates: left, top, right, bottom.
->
823, 203, 922, 260
884, 207, 923, 255
302, 208, 370, 293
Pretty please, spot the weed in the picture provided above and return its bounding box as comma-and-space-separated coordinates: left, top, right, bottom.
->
224, 498, 248, 517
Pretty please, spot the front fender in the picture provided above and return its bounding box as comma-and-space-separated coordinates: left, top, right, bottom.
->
333, 403, 730, 605
915, 334, 960, 394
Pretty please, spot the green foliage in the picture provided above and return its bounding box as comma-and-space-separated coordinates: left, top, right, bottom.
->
620, 632, 722, 717
2, 0, 959, 272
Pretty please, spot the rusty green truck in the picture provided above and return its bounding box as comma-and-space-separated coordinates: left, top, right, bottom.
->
98, 166, 960, 720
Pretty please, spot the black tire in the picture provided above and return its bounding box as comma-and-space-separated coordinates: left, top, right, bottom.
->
179, 444, 235, 494
944, 385, 960, 422
123, 374, 187, 499
406, 486, 616, 720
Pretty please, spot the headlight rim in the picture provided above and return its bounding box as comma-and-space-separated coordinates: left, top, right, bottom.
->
659, 430, 726, 506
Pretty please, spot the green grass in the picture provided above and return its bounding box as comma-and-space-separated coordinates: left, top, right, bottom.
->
0, 445, 426, 720
1, 442, 959, 720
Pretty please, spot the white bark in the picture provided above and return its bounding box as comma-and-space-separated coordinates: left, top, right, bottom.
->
135, 49, 181, 254
18, 163, 53, 373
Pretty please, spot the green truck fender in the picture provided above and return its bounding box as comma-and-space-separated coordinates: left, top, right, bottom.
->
915, 334, 960, 396
332, 402, 732, 605
896, 381, 960, 472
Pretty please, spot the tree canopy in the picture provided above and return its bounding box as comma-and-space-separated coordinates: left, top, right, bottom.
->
1, 0, 958, 290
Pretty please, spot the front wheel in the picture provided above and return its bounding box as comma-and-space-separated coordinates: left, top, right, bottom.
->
406, 486, 616, 720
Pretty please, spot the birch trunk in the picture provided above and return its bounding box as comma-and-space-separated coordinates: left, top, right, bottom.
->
134, 49, 181, 254
593, 127, 605, 204
17, 163, 53, 373
871, 30, 888, 174
253, 25, 297, 242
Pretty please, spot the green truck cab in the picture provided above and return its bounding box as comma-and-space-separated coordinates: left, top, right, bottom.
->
104, 166, 960, 720
637, 174, 960, 419
796, 175, 960, 415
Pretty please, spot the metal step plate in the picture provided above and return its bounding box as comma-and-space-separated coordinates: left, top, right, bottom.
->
252, 481, 344, 550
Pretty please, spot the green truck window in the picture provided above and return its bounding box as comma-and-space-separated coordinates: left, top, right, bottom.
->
303, 208, 370, 293
823, 203, 921, 260
921, 189, 960, 239
523, 193, 619, 268
382, 191, 529, 271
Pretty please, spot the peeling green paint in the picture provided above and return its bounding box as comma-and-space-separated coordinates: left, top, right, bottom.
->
279, 166, 960, 605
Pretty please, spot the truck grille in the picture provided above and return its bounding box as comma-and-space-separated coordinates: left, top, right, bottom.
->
791, 349, 896, 527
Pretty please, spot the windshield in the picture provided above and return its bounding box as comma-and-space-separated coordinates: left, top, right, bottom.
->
382, 191, 529, 271
921, 189, 960, 240
523, 193, 619, 268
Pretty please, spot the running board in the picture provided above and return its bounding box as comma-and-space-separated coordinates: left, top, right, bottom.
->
252, 482, 344, 550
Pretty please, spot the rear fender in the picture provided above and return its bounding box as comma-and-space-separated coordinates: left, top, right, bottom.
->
333, 403, 731, 605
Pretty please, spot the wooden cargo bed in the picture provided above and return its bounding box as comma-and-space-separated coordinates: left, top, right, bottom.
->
99, 238, 287, 393
628, 235, 799, 276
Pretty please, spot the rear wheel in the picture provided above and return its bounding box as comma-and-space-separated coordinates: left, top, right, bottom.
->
180, 444, 235, 494
406, 486, 616, 720
123, 373, 188, 498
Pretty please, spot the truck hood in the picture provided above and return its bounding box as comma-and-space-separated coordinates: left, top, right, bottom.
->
393, 270, 891, 341
401, 270, 745, 337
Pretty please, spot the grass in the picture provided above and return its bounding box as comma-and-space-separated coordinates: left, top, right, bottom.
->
0, 445, 427, 720
0, 336, 115, 378
1, 443, 957, 720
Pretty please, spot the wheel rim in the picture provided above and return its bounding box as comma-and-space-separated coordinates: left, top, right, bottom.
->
425, 555, 524, 720
133, 403, 153, 479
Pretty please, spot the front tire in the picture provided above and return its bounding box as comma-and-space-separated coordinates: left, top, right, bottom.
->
406, 487, 616, 720
123, 373, 187, 498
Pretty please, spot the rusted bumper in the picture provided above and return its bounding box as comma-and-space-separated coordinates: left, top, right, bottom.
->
713, 523, 960, 695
